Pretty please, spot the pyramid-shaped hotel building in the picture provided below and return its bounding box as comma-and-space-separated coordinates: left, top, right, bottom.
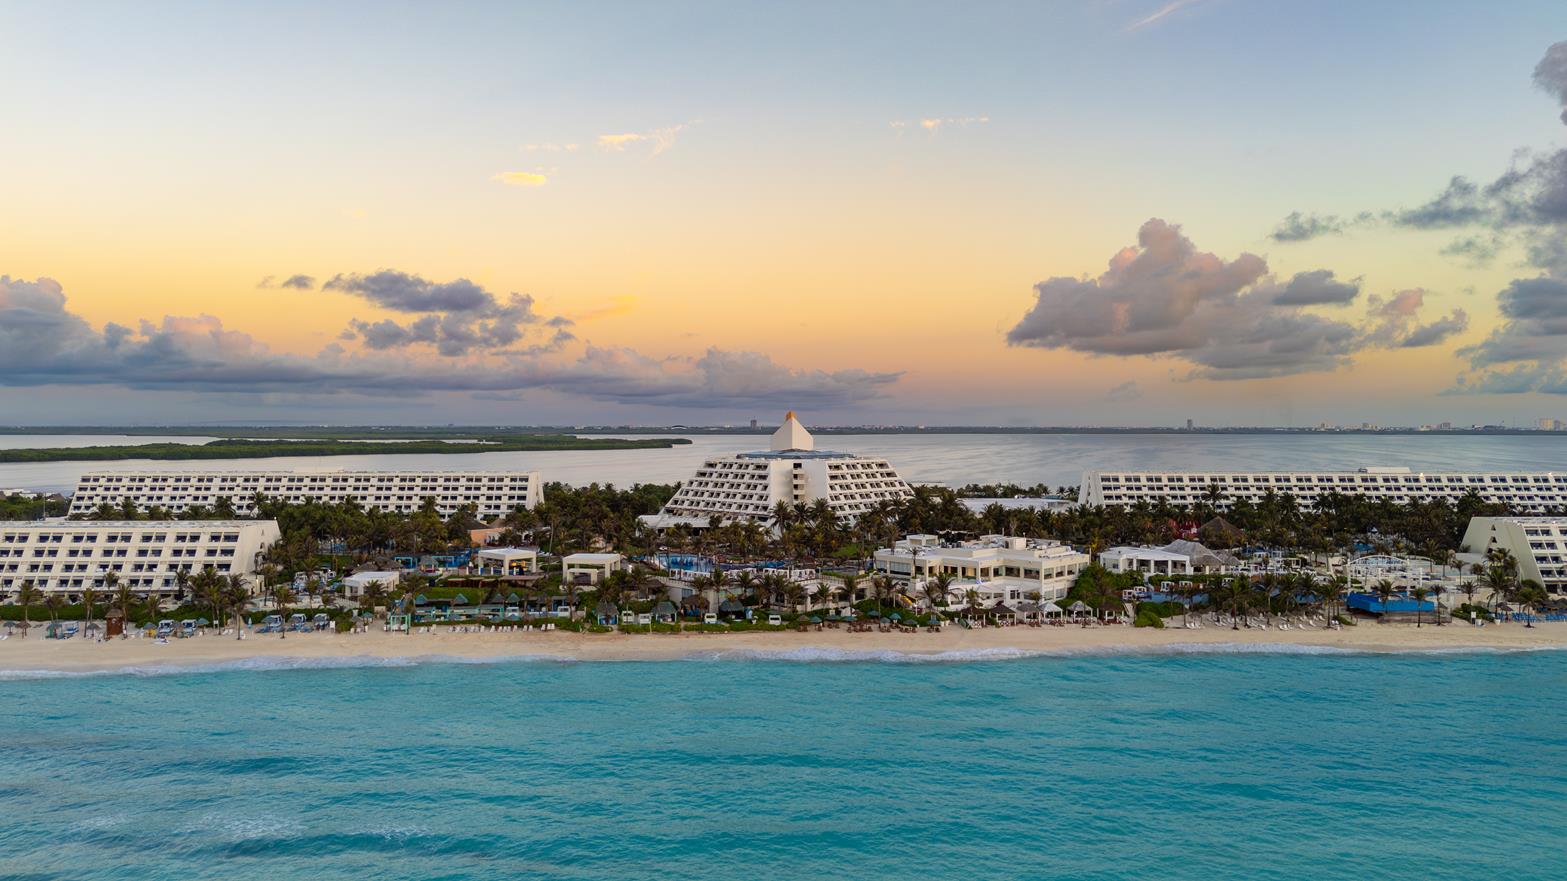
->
640, 413, 914, 529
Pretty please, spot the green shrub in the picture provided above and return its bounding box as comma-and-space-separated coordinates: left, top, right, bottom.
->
1133, 607, 1165, 628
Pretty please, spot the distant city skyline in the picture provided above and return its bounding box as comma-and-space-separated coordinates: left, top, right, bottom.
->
3, 3, 1567, 427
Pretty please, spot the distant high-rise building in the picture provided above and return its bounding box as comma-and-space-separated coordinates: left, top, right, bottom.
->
1185, 419, 1195, 431
1539, 418, 1561, 431
750, 418, 759, 429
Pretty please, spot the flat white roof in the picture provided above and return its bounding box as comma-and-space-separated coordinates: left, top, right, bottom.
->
477, 547, 538, 558
563, 553, 622, 563
1102, 546, 1190, 561
1, 519, 273, 528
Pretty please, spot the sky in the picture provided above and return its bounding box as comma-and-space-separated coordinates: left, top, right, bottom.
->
3, 0, 1567, 427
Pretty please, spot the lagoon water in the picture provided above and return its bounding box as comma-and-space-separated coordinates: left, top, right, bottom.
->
1, 648, 1565, 881
5, 432, 1567, 494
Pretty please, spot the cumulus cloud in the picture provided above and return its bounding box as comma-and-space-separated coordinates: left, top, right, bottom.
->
257, 274, 316, 289
1006, 219, 1463, 379
325, 270, 495, 314
0, 275, 900, 410
1439, 234, 1503, 267
1363, 289, 1470, 348
1535, 40, 1567, 125
597, 123, 689, 156
492, 171, 548, 187
1268, 210, 1377, 243
1268, 269, 1361, 306
1260, 42, 1567, 397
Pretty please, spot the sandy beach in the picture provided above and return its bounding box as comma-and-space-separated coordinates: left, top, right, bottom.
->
3, 620, 1564, 674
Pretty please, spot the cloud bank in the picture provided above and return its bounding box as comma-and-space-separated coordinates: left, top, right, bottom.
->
1005, 219, 1466, 380
0, 275, 900, 410
1265, 41, 1567, 397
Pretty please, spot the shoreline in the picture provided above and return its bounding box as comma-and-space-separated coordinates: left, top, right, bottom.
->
4, 622, 1565, 677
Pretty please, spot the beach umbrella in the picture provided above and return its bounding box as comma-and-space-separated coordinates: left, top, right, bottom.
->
415, 594, 428, 605
809, 616, 822, 623
506, 592, 521, 603
453, 593, 468, 605
867, 609, 881, 618
196, 618, 209, 626
889, 612, 903, 621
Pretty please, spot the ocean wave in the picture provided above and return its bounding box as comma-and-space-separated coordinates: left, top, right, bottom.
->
0, 652, 577, 681
2, 641, 1562, 679
681, 641, 1567, 663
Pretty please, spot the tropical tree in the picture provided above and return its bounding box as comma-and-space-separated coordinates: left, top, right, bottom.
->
1373, 579, 1396, 623
80, 586, 99, 634
270, 581, 295, 639
42, 592, 67, 627
142, 589, 163, 621
225, 575, 250, 639
15, 579, 40, 634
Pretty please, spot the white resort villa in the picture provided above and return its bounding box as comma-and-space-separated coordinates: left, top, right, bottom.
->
640, 412, 914, 529
1099, 540, 1240, 578
0, 520, 280, 599
68, 470, 543, 519
873, 533, 1090, 604
1080, 466, 1567, 513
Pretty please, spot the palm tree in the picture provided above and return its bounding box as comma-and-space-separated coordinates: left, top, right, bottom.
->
15, 579, 40, 633
1373, 579, 1396, 623
44, 592, 66, 626
923, 571, 956, 613
1411, 585, 1429, 628
360, 579, 388, 615
270, 581, 295, 639
1483, 563, 1516, 618
80, 586, 99, 635
871, 575, 894, 614
142, 589, 163, 621
224, 575, 250, 639
1318, 576, 1346, 624
173, 568, 192, 608
114, 582, 135, 633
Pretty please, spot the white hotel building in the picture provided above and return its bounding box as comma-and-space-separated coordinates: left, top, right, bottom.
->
640, 413, 914, 528
873, 533, 1090, 603
0, 520, 280, 599
1460, 517, 1567, 595
68, 470, 542, 519
1080, 467, 1567, 513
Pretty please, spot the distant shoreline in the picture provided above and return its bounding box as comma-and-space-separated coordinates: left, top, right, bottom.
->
0, 426, 1562, 438
3, 622, 1563, 676
0, 436, 690, 464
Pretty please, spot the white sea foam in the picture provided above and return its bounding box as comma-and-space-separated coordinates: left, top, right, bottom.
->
186, 813, 305, 842
0, 652, 577, 681
2, 641, 1561, 680
682, 641, 1567, 663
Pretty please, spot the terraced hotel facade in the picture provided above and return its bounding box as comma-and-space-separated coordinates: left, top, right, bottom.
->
641, 413, 914, 528
0, 520, 280, 598
1080, 467, 1567, 513
68, 471, 542, 519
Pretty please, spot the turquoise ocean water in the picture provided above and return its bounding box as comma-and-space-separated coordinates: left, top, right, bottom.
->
2, 647, 1565, 880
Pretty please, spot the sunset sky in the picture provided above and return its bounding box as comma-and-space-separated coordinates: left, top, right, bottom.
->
3, 1, 1566, 426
